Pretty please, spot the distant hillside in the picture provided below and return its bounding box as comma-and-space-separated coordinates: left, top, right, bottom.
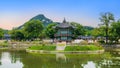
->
18, 14, 53, 29
83, 26, 94, 30
17, 14, 94, 30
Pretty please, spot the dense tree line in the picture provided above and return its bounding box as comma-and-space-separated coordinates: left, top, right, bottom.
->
9, 12, 120, 44
0, 28, 4, 39
70, 22, 86, 38
9, 20, 86, 41
10, 20, 44, 41
91, 12, 120, 44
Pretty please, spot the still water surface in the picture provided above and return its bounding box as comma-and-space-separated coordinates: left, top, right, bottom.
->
0, 51, 120, 68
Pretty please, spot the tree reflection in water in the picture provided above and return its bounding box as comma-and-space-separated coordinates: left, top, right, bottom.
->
0, 51, 120, 68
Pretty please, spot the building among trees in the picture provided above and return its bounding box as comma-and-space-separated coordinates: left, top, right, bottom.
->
54, 18, 75, 42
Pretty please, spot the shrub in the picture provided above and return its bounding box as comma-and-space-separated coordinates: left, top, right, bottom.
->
98, 40, 105, 44
94, 42, 100, 46
4, 40, 8, 43
0, 41, 8, 47
79, 40, 88, 45
29, 45, 43, 50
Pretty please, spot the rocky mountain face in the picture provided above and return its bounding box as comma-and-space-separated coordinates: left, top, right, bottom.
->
18, 14, 53, 29
30, 14, 53, 27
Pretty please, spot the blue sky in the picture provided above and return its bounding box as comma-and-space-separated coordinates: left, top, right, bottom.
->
0, 0, 120, 30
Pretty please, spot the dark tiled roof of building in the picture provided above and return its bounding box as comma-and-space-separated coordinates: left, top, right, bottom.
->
56, 23, 73, 28
55, 18, 75, 28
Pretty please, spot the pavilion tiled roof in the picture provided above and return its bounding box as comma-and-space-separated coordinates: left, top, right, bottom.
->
55, 18, 75, 28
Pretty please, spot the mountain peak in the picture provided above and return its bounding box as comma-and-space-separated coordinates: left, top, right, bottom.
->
18, 14, 53, 29
30, 14, 46, 21
35, 14, 45, 18
29, 14, 53, 27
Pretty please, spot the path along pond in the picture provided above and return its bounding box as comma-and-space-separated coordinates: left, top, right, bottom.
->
0, 50, 120, 68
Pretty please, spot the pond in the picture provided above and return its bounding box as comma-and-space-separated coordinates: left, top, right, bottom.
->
0, 51, 120, 68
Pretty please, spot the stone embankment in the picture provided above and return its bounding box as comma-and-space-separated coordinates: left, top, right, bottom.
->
26, 49, 104, 54
104, 44, 120, 55
8, 42, 33, 50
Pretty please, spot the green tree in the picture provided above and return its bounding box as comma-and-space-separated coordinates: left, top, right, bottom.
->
10, 28, 24, 41
0, 28, 4, 39
109, 21, 120, 43
99, 12, 114, 43
70, 22, 85, 38
39, 30, 47, 40
84, 26, 94, 36
91, 26, 105, 37
45, 23, 57, 40
23, 20, 44, 40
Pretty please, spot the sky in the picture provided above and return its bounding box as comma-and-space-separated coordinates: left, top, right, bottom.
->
0, 0, 120, 30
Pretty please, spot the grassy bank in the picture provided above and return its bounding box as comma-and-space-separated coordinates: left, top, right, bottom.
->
28, 45, 103, 51
28, 45, 56, 51
65, 45, 103, 51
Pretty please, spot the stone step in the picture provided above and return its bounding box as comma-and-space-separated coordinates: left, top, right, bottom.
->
56, 46, 66, 50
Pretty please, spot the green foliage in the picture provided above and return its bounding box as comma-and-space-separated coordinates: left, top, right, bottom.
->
45, 23, 57, 39
0, 28, 4, 39
64, 45, 103, 51
0, 41, 8, 47
23, 20, 44, 40
79, 40, 88, 45
10, 28, 24, 41
84, 26, 94, 36
99, 12, 114, 43
39, 30, 47, 40
109, 21, 120, 43
29, 45, 43, 50
98, 40, 105, 44
91, 26, 105, 37
70, 22, 85, 38
10, 20, 44, 41
29, 45, 56, 51
100, 12, 114, 25
85, 30, 92, 36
